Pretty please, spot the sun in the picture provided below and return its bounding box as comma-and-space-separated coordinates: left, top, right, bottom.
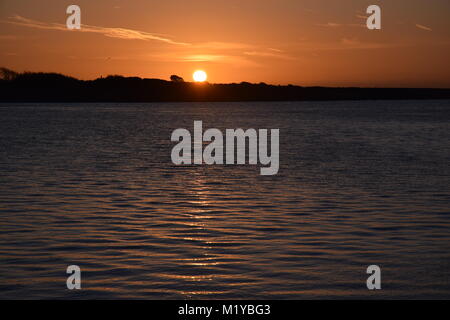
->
193, 70, 207, 82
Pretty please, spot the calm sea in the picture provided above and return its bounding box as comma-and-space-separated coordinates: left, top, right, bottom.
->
0, 100, 449, 299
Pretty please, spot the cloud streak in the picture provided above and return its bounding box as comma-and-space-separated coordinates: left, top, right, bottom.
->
2, 15, 298, 66
415, 24, 432, 32
316, 22, 364, 28
316, 22, 342, 28
181, 54, 228, 62
147, 52, 259, 67
243, 50, 293, 60
2, 15, 189, 45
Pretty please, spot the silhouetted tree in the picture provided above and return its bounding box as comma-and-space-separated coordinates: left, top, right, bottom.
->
0, 67, 18, 81
170, 75, 184, 82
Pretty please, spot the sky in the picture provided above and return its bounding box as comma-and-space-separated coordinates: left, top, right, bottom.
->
0, 0, 449, 87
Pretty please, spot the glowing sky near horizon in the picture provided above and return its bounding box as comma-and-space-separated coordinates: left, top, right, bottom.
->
0, 0, 449, 87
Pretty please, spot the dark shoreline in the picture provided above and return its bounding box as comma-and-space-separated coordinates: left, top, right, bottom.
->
1, 71, 450, 102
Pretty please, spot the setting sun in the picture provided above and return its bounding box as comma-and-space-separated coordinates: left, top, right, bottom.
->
193, 70, 207, 82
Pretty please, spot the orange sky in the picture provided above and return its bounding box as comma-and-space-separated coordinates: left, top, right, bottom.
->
1, 0, 449, 87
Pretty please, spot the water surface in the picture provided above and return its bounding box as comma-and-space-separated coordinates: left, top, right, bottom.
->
0, 100, 449, 299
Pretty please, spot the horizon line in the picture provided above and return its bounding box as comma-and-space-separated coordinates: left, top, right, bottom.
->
2, 67, 450, 90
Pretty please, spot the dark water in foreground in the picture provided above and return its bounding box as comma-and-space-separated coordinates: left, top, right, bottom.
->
0, 100, 449, 299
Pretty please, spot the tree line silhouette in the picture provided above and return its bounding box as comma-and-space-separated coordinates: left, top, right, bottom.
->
1, 68, 449, 102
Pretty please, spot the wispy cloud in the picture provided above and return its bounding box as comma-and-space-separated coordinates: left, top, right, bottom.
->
2, 15, 189, 45
244, 49, 293, 60
316, 22, 364, 28
2, 15, 295, 66
192, 42, 252, 50
339, 38, 390, 49
2, 15, 271, 51
415, 24, 432, 32
316, 22, 342, 28
268, 48, 283, 53
291, 38, 409, 52
142, 52, 259, 67
181, 54, 228, 62
355, 9, 368, 20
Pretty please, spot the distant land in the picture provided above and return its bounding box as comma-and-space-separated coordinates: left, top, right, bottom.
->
1, 68, 450, 102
